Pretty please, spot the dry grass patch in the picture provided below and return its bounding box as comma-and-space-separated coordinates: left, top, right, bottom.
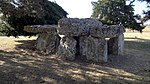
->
124, 30, 150, 77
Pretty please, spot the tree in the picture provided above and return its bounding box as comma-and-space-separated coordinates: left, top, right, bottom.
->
138, 0, 150, 3
91, 0, 144, 32
0, 0, 68, 36
138, 0, 150, 22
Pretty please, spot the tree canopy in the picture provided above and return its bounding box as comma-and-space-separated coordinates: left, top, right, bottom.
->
138, 0, 150, 22
138, 0, 150, 3
128, 0, 150, 22
0, 0, 68, 36
91, 0, 144, 32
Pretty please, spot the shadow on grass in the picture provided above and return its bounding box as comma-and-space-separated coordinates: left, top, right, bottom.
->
124, 37, 150, 52
15, 40, 36, 50
0, 39, 150, 84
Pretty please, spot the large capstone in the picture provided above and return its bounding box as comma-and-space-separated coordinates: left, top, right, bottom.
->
90, 25, 125, 38
24, 25, 57, 33
57, 18, 103, 36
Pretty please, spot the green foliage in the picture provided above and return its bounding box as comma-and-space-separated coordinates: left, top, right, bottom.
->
139, 0, 150, 22
0, 21, 10, 36
91, 0, 144, 32
0, 0, 68, 37
138, 0, 150, 3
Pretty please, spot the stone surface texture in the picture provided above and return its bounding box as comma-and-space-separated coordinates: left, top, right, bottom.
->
57, 18, 125, 62
24, 25, 60, 54
24, 18, 125, 63
90, 25, 125, 38
36, 33, 60, 54
24, 25, 58, 33
80, 36, 108, 62
57, 18, 103, 36
108, 34, 124, 56
57, 37, 76, 60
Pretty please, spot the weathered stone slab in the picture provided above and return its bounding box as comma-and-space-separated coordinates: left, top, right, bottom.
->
57, 18, 103, 36
24, 25, 58, 33
108, 34, 124, 55
57, 37, 77, 60
90, 25, 125, 38
24, 25, 60, 54
118, 34, 124, 55
36, 32, 60, 54
79, 36, 108, 62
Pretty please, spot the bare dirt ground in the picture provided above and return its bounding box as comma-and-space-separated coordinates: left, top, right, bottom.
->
0, 30, 150, 84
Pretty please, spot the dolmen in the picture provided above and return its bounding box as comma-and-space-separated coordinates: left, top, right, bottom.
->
24, 18, 125, 62
24, 25, 60, 54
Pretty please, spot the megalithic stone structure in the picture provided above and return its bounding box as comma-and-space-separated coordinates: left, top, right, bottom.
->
24, 18, 125, 63
24, 25, 60, 54
57, 18, 125, 62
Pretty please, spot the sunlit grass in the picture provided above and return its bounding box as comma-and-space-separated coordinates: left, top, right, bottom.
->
124, 28, 150, 59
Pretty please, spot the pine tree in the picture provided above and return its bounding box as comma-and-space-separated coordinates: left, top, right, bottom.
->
138, 0, 150, 22
91, 0, 144, 32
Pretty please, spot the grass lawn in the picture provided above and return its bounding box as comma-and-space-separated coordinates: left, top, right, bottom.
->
0, 28, 150, 84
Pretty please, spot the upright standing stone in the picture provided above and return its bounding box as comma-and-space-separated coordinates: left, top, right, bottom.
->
36, 32, 60, 54
117, 34, 124, 55
108, 34, 124, 56
80, 36, 108, 62
104, 40, 108, 62
57, 37, 77, 60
